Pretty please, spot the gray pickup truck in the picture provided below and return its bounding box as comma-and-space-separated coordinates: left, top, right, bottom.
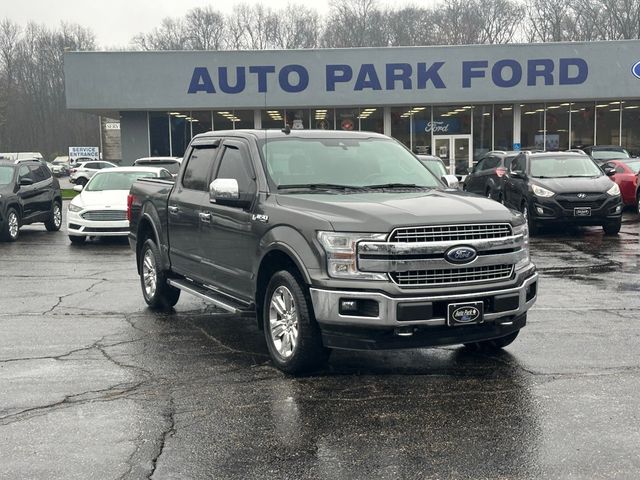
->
128, 129, 538, 374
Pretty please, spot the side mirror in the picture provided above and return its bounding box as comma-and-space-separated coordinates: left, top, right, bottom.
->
19, 177, 33, 186
511, 170, 524, 179
441, 174, 460, 189
73, 185, 83, 192
209, 178, 252, 208
603, 167, 616, 176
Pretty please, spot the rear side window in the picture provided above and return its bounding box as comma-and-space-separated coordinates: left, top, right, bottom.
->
30, 165, 50, 182
182, 147, 217, 191
18, 165, 32, 182
483, 157, 500, 170
85, 162, 98, 169
512, 156, 527, 173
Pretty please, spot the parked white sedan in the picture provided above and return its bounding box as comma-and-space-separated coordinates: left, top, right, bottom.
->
67, 167, 172, 244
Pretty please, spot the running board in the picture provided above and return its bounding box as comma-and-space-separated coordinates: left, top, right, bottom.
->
167, 279, 253, 315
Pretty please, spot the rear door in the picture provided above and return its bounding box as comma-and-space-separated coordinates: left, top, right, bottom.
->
29, 164, 54, 216
506, 155, 528, 209
16, 165, 37, 220
465, 158, 486, 193
167, 142, 220, 281
199, 138, 259, 300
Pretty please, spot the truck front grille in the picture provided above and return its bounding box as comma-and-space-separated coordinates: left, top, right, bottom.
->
390, 223, 512, 243
391, 264, 514, 287
81, 210, 127, 221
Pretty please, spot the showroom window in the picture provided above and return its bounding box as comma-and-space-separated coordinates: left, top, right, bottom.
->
544, 103, 569, 151
191, 111, 212, 136
596, 101, 622, 145
358, 107, 384, 134
313, 108, 334, 130
390, 107, 411, 148
520, 103, 546, 150
170, 111, 191, 158
149, 112, 170, 157
473, 105, 492, 159
336, 108, 359, 131
570, 102, 595, 148
621, 101, 640, 155
432, 105, 472, 135
262, 109, 285, 129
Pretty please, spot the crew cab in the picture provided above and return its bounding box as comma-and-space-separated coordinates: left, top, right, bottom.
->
128, 130, 538, 374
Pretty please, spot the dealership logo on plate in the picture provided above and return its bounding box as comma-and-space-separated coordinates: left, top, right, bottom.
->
632, 61, 640, 79
452, 306, 481, 323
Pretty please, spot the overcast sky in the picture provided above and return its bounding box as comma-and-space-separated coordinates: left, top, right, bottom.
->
3, 0, 431, 48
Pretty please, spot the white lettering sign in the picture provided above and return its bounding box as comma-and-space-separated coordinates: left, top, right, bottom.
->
69, 146, 99, 162
425, 121, 450, 134
105, 122, 120, 130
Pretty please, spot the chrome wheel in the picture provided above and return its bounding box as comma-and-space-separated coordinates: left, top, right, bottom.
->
486, 190, 492, 199
522, 204, 528, 220
8, 211, 19, 239
269, 286, 298, 359
53, 204, 62, 228
142, 249, 157, 298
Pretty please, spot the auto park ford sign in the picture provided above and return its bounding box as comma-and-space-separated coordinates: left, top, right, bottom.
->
64, 40, 640, 110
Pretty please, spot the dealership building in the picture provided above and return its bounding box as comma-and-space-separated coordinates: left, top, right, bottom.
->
65, 40, 640, 173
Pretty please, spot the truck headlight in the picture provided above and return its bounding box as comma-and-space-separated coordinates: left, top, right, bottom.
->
607, 183, 621, 196
317, 231, 388, 280
68, 203, 83, 213
513, 222, 531, 269
532, 184, 554, 198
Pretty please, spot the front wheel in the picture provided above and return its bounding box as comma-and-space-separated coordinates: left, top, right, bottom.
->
603, 219, 621, 235
1, 207, 20, 241
522, 201, 538, 235
263, 270, 330, 374
45, 201, 62, 231
464, 330, 520, 351
76, 177, 88, 187
139, 238, 180, 310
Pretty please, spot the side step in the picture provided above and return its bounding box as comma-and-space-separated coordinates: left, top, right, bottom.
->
167, 279, 254, 315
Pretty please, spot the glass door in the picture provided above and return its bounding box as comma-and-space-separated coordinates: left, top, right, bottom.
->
434, 137, 451, 172
434, 135, 472, 175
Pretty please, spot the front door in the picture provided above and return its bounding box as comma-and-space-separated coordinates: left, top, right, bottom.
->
434, 135, 472, 176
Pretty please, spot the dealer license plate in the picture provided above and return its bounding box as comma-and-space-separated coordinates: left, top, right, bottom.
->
447, 301, 484, 327
574, 207, 591, 216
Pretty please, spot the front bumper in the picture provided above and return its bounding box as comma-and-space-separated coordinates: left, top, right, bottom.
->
67, 211, 129, 237
531, 195, 622, 225
310, 270, 537, 329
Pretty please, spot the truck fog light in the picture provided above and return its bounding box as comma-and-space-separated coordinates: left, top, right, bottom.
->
340, 299, 358, 312
536, 207, 544, 215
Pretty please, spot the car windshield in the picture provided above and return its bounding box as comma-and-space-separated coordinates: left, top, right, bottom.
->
135, 161, 180, 174
0, 166, 14, 185
591, 148, 630, 160
260, 137, 440, 190
530, 155, 602, 178
85, 171, 157, 191
419, 159, 447, 178
624, 160, 640, 173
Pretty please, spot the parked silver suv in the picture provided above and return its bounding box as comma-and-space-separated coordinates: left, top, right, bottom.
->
69, 161, 117, 186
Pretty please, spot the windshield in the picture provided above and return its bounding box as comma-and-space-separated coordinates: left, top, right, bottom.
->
52, 159, 67, 165
419, 159, 447, 178
0, 166, 14, 186
530, 155, 602, 178
260, 137, 441, 190
135, 161, 180, 174
85, 171, 157, 191
592, 148, 630, 160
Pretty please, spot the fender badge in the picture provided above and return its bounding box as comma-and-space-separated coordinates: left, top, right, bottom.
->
252, 214, 269, 223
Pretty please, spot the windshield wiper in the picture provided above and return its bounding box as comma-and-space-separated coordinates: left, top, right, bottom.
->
277, 183, 366, 191
363, 183, 430, 190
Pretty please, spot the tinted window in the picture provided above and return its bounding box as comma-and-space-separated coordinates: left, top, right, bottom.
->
18, 165, 32, 182
503, 156, 516, 169
474, 159, 486, 172
216, 146, 253, 192
512, 156, 526, 172
182, 147, 216, 191
84, 163, 98, 169
29, 165, 47, 182
0, 166, 14, 185
530, 155, 602, 178
483, 157, 500, 170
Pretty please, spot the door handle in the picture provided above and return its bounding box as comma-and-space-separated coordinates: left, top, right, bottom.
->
199, 212, 211, 223
168, 205, 179, 214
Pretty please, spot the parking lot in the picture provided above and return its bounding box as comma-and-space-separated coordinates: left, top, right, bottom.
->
1, 204, 640, 479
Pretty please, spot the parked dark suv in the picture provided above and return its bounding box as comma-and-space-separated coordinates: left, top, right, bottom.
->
0, 159, 63, 241
503, 151, 622, 235
464, 151, 518, 201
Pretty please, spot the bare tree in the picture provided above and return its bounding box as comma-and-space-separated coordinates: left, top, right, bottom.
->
385, 7, 437, 46
477, 0, 525, 44
322, 0, 389, 47
186, 7, 226, 50
132, 17, 190, 50
525, 0, 576, 42
268, 4, 321, 49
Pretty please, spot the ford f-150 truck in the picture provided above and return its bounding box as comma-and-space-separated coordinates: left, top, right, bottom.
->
128, 130, 538, 374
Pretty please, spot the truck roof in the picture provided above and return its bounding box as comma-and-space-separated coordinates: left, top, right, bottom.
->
191, 129, 390, 143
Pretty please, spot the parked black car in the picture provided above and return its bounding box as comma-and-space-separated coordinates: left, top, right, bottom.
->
464, 151, 519, 201
503, 151, 622, 235
0, 159, 63, 241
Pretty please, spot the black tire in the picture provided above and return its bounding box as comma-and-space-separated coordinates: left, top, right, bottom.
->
263, 270, 330, 374
69, 235, 86, 244
0, 207, 20, 242
45, 201, 62, 231
76, 177, 88, 187
603, 219, 621, 235
464, 330, 520, 351
486, 188, 493, 200
636, 193, 640, 213
139, 238, 180, 310
522, 201, 538, 235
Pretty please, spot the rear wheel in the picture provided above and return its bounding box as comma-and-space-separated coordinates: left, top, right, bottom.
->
263, 270, 330, 374
139, 238, 180, 310
45, 201, 62, 231
0, 207, 20, 241
464, 330, 520, 351
603, 219, 621, 235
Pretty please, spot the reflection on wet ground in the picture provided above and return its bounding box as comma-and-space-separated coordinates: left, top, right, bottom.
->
1, 208, 640, 479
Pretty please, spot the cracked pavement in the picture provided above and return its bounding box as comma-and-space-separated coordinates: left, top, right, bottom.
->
1, 205, 640, 479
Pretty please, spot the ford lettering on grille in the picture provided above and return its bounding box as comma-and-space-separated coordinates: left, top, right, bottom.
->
445, 246, 477, 264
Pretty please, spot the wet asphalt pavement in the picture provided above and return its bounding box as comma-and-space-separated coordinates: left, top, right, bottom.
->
1, 204, 640, 479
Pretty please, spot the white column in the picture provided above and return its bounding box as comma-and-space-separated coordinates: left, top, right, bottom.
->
383, 107, 391, 136
254, 109, 262, 129
513, 103, 522, 150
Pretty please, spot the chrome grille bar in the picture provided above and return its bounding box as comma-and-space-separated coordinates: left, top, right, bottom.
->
81, 210, 127, 221
391, 223, 512, 243
391, 265, 514, 287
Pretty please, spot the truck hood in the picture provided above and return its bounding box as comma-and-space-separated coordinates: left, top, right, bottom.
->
275, 189, 519, 232
531, 175, 614, 194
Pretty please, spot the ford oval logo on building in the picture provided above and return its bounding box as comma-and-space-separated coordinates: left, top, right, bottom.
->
452, 306, 481, 323
445, 246, 477, 264
632, 61, 640, 79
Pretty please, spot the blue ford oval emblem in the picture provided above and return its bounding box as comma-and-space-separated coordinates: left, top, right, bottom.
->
632, 61, 640, 79
445, 246, 477, 264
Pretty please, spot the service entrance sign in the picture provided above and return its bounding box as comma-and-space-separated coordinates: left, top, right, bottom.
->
69, 146, 99, 162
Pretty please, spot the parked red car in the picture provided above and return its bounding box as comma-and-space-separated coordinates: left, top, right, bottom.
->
602, 159, 640, 209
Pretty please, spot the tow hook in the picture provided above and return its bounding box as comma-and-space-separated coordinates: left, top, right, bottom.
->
394, 327, 415, 337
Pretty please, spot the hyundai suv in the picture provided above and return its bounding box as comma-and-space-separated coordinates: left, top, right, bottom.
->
503, 151, 622, 235
0, 159, 63, 241
464, 151, 519, 202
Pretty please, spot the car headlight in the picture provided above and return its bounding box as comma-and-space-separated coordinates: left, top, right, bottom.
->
513, 222, 531, 270
607, 183, 621, 196
317, 231, 388, 280
532, 184, 554, 198
68, 203, 83, 212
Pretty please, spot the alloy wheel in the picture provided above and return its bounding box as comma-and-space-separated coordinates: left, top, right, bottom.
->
269, 286, 299, 359
53, 204, 62, 228
142, 249, 157, 298
8, 211, 18, 239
